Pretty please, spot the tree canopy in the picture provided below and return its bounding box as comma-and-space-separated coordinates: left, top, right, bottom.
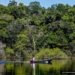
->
0, 0, 75, 60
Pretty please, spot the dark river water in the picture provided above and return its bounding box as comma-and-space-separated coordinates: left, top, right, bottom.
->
0, 59, 75, 75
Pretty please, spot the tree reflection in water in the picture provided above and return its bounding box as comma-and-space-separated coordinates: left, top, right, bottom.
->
1, 59, 74, 75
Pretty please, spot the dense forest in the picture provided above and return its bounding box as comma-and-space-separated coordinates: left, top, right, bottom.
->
0, 0, 75, 60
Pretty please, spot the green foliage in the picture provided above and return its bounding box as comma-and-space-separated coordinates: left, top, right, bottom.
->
29, 1, 41, 14
14, 30, 29, 51
8, 0, 17, 6
36, 48, 68, 59
0, 14, 13, 28
5, 47, 14, 54
0, 5, 8, 14
0, 1, 75, 60
36, 48, 68, 71
0, 28, 8, 38
0, 14, 14, 22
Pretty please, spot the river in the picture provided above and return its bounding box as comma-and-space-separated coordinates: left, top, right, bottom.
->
0, 59, 75, 75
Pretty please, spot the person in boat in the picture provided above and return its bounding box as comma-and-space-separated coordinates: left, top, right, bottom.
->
30, 56, 52, 64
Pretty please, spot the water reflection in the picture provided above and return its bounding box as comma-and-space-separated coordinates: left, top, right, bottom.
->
0, 59, 75, 75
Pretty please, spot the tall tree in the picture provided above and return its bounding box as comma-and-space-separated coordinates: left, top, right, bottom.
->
8, 0, 17, 6
29, 1, 41, 14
